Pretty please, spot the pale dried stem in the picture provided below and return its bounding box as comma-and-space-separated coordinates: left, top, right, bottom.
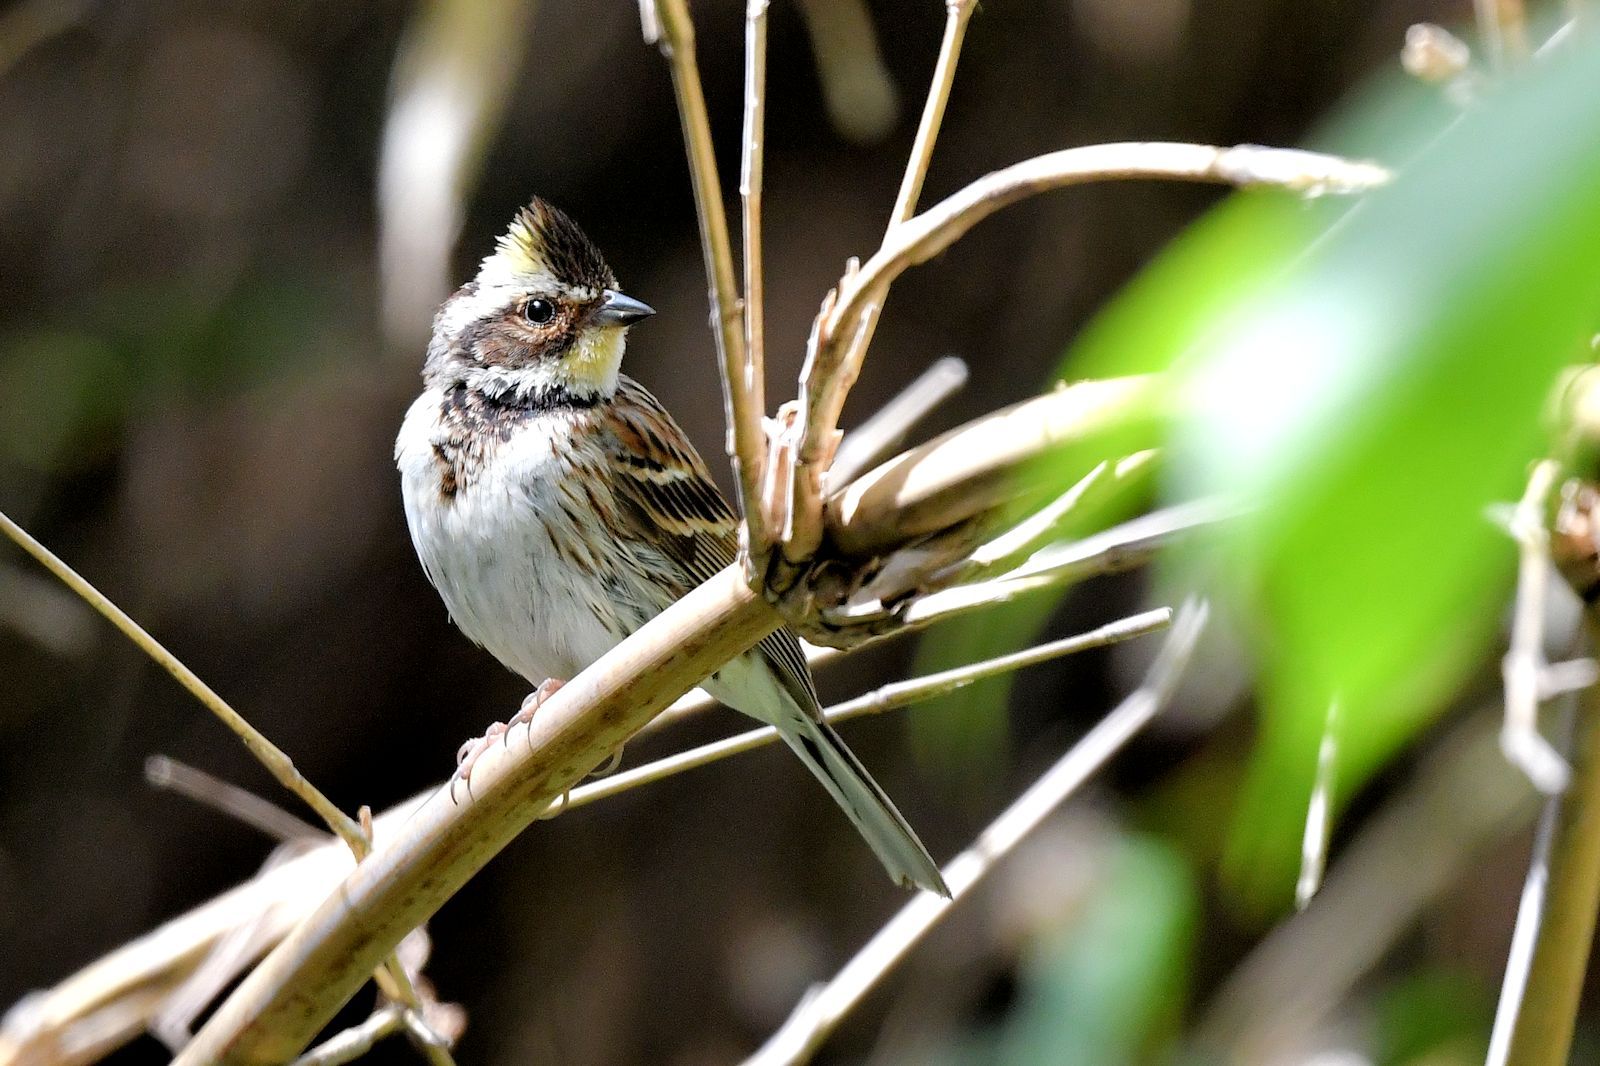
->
1198, 709, 1538, 1061
652, 0, 767, 555
174, 570, 779, 1065
818, 0, 977, 408
289, 1005, 406, 1066
1495, 618, 1600, 1066
784, 0, 975, 558
563, 608, 1170, 812
896, 497, 1230, 628
0, 508, 366, 852
828, 355, 969, 489
1502, 458, 1572, 793
0, 794, 430, 1066
47, 382, 1153, 1063
145, 756, 320, 843
785, 143, 1389, 560
4, 613, 1165, 1062
0, 510, 451, 1063
1488, 712, 1571, 1066
744, 600, 1208, 1066
828, 375, 1161, 557
740, 0, 771, 558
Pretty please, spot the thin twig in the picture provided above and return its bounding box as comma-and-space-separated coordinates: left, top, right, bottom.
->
652, 0, 767, 558
1197, 708, 1538, 1060
821, 0, 977, 402
784, 143, 1388, 563
740, 0, 771, 559
3, 613, 1164, 1061
1487, 705, 1574, 1066
145, 755, 321, 843
0, 508, 368, 852
289, 1004, 407, 1066
743, 600, 1208, 1066
173, 568, 782, 1065
828, 375, 1162, 557
0, 511, 454, 1064
1503, 459, 1571, 794
828, 356, 969, 488
783, 0, 977, 560
560, 608, 1171, 813
0, 793, 434, 1066
1495, 613, 1600, 1066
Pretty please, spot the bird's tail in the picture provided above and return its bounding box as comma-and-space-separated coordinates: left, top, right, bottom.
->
776, 711, 950, 897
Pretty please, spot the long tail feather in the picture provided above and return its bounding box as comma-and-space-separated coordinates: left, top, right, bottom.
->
776, 712, 950, 896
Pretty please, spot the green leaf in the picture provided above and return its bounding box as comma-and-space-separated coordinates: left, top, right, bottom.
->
1053, 34, 1600, 912
1188, 39, 1600, 910
993, 835, 1198, 1066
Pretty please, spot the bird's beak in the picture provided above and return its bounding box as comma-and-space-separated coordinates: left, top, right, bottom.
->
592, 290, 656, 327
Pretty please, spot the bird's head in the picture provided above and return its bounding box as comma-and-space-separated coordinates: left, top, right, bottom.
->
424, 197, 654, 405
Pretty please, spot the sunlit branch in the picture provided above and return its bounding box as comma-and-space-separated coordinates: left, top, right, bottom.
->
560, 608, 1171, 814
744, 600, 1208, 1066
828, 356, 969, 489
651, 0, 767, 557
784, 143, 1388, 562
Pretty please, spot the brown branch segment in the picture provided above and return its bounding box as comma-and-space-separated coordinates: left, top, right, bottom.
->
174, 568, 776, 1065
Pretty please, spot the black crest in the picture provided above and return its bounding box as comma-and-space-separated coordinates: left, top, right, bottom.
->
495, 197, 616, 291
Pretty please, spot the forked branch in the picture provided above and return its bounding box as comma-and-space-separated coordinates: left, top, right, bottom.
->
781, 142, 1389, 564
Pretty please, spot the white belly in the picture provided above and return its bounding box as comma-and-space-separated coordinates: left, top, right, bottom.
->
395, 390, 633, 684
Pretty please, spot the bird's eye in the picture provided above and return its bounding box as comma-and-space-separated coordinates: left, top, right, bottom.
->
522, 298, 556, 325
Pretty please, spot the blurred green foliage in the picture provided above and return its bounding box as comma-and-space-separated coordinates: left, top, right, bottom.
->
1373, 969, 1491, 1065
920, 31, 1600, 917
928, 835, 1198, 1066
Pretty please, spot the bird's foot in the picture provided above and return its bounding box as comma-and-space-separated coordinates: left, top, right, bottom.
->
503, 678, 565, 747
449, 678, 566, 803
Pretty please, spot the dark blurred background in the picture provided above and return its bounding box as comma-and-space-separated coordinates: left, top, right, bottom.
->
0, 1, 1533, 1064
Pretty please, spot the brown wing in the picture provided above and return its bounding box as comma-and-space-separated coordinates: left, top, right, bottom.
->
604, 376, 821, 713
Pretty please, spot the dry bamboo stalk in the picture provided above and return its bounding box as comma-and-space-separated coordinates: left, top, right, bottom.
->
782, 142, 1388, 563
652, 0, 769, 555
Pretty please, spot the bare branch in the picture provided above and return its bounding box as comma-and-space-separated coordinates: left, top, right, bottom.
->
173, 569, 780, 1065
0, 794, 430, 1066
0, 508, 368, 854
1503, 458, 1571, 793
1488, 717, 1571, 1066
827, 375, 1160, 557
810, 0, 977, 418
828, 356, 969, 489
651, 0, 767, 558
744, 600, 1208, 1066
1198, 709, 1537, 1061
740, 0, 772, 559
145, 756, 321, 844
1493, 622, 1600, 1066
561, 608, 1171, 813
782, 142, 1388, 564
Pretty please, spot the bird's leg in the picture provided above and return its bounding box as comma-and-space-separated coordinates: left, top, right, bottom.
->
449, 678, 566, 803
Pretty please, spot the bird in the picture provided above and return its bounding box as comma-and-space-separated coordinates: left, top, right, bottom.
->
395, 196, 948, 895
